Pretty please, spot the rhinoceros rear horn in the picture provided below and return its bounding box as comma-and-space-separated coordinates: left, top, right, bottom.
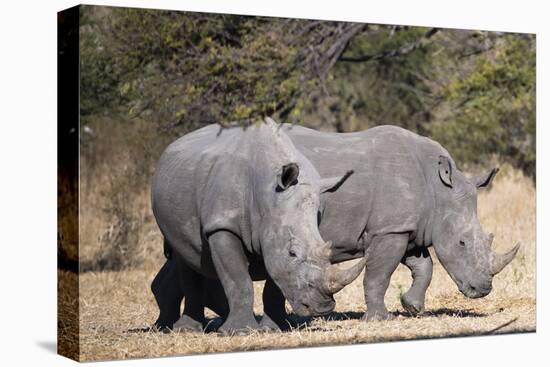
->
314, 240, 332, 259
323, 256, 367, 294
491, 243, 521, 275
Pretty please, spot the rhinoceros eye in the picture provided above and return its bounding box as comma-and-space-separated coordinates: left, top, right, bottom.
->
459, 240, 466, 247
288, 241, 299, 258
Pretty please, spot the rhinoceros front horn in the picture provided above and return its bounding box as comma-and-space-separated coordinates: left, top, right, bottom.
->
324, 253, 367, 294
491, 243, 521, 275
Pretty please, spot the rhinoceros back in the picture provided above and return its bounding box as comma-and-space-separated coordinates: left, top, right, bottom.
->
283, 123, 449, 254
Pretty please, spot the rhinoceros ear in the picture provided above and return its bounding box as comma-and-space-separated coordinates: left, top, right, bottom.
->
472, 167, 499, 189
320, 170, 354, 194
438, 155, 453, 188
277, 163, 300, 190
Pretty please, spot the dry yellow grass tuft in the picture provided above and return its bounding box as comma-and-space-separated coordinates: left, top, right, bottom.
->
72, 165, 535, 361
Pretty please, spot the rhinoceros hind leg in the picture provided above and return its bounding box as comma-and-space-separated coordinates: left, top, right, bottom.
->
204, 277, 229, 320
151, 254, 184, 330
172, 260, 206, 332
259, 277, 287, 331
209, 230, 260, 335
363, 233, 408, 321
400, 246, 433, 316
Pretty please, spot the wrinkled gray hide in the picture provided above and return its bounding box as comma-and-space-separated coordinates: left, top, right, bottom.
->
151, 118, 365, 334
153, 123, 519, 327
286, 124, 519, 319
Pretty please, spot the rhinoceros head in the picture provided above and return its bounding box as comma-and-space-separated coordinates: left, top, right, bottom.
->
257, 118, 366, 317
430, 155, 520, 298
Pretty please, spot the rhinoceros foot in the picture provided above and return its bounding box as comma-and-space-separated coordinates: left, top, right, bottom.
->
400, 292, 425, 316
217, 317, 261, 336
258, 314, 284, 332
152, 320, 174, 333
362, 309, 395, 322
173, 315, 204, 332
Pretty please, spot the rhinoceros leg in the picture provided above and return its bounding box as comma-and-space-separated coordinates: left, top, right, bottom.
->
259, 276, 288, 331
151, 257, 184, 330
204, 277, 229, 320
153, 257, 229, 331
400, 246, 433, 315
208, 230, 260, 335
363, 233, 409, 321
172, 259, 206, 332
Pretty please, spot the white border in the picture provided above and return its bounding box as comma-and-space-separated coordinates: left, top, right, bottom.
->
0, 1, 546, 366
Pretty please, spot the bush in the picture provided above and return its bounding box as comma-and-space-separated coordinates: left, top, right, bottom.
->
428, 35, 535, 179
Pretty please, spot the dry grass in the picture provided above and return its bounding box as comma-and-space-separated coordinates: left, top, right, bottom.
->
79, 117, 166, 271
58, 270, 79, 360
70, 165, 536, 362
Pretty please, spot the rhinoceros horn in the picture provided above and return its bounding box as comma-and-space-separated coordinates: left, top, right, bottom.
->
491, 242, 521, 275
324, 245, 367, 294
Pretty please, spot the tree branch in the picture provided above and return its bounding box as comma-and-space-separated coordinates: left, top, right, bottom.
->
319, 23, 368, 77
310, 23, 368, 96
339, 27, 439, 63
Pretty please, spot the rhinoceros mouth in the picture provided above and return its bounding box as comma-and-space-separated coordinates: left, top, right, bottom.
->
289, 298, 336, 317
311, 299, 336, 316
291, 301, 312, 317
303, 299, 336, 316
458, 281, 492, 299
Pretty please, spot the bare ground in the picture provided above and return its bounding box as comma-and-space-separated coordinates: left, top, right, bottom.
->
73, 166, 536, 361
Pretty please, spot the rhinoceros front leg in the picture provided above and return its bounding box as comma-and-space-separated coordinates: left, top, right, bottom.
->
363, 233, 409, 321
208, 230, 260, 335
151, 257, 184, 330
400, 246, 433, 315
260, 276, 288, 331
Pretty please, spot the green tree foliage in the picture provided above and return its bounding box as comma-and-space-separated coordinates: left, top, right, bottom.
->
80, 6, 366, 133
428, 35, 536, 178
309, 26, 439, 133
79, 5, 535, 179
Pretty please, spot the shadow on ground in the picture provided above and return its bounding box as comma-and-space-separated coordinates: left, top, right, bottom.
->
127, 307, 488, 335
398, 308, 487, 318
289, 307, 487, 329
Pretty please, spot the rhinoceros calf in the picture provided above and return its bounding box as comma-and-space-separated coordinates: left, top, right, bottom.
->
153, 123, 520, 325
151, 118, 365, 334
